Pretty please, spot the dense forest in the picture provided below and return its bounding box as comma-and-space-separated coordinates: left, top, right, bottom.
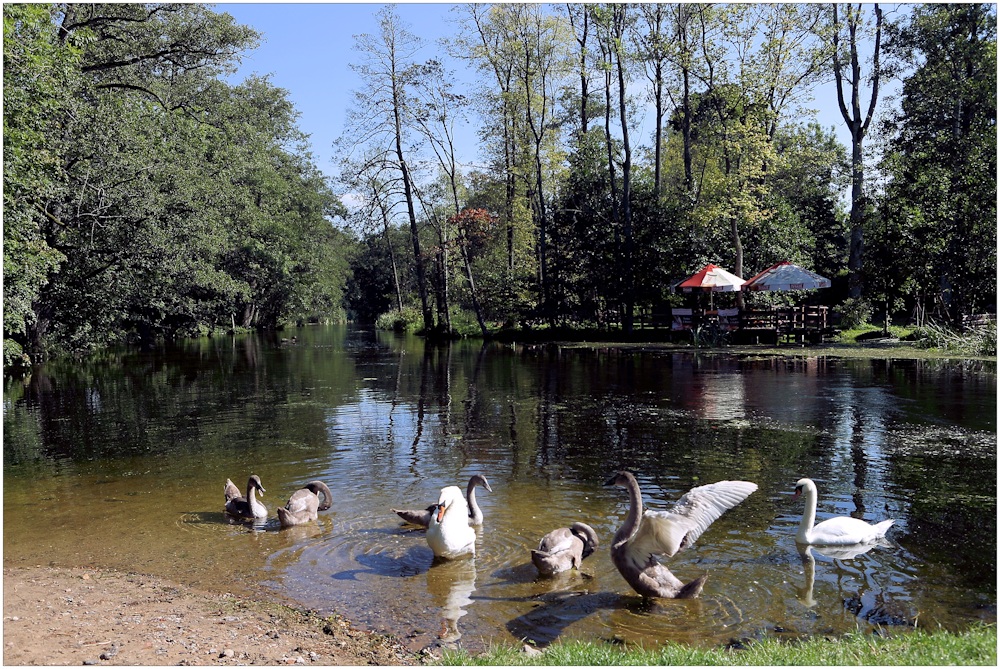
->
4, 3, 996, 368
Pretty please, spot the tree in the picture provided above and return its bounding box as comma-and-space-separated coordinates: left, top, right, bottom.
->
831, 3, 884, 300
5, 4, 348, 365
633, 4, 669, 199
25, 4, 263, 354
3, 4, 79, 366
876, 3, 996, 323
347, 6, 434, 333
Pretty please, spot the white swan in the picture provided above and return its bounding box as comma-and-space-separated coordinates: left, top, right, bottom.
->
426, 486, 477, 559
793, 478, 894, 546
277, 480, 332, 527
531, 522, 599, 576
224, 475, 267, 519
392, 474, 492, 527
605, 470, 757, 598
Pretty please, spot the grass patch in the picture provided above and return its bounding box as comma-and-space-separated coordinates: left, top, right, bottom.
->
834, 323, 916, 344
437, 625, 996, 666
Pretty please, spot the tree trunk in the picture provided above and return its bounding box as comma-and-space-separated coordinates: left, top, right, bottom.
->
614, 5, 634, 333
376, 195, 404, 312
833, 3, 882, 300
393, 105, 432, 333
568, 4, 590, 137
678, 8, 694, 194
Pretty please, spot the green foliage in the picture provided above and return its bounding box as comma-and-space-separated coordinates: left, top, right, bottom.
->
835, 297, 873, 330
2, 4, 77, 365
909, 322, 998, 356
4, 4, 351, 368
876, 4, 997, 321
446, 308, 484, 337
375, 306, 423, 333
437, 625, 997, 666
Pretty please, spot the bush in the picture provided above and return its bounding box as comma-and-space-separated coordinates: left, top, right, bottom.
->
3, 339, 30, 371
448, 309, 485, 337
909, 322, 997, 356
835, 297, 872, 329
374, 306, 423, 333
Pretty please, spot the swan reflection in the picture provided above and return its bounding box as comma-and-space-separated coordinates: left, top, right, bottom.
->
795, 540, 891, 608
426, 557, 477, 645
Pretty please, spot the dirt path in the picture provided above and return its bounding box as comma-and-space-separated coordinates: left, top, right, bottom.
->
3, 566, 416, 666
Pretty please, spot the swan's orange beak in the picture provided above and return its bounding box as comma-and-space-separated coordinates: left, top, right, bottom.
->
436, 504, 445, 523
792, 486, 802, 500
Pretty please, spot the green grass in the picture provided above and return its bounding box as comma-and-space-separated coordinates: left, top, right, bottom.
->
437, 625, 996, 666
834, 323, 916, 344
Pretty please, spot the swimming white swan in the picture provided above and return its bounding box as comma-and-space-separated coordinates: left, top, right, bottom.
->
793, 478, 894, 546
605, 470, 757, 598
392, 474, 492, 527
277, 480, 332, 527
426, 486, 477, 559
224, 475, 267, 519
531, 522, 599, 576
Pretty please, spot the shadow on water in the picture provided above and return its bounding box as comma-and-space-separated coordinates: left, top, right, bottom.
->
337, 545, 432, 581
506, 590, 619, 647
504, 588, 740, 648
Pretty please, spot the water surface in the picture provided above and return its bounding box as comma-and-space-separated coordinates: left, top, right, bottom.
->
4, 325, 995, 650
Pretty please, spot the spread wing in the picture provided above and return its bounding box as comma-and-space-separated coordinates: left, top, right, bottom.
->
628, 480, 757, 560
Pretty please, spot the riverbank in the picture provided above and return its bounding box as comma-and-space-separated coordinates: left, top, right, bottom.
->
5, 566, 994, 666
553, 339, 996, 363
438, 627, 998, 665
2, 566, 415, 666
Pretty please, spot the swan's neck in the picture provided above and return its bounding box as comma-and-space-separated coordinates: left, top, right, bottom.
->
245, 482, 263, 515
797, 486, 817, 543
466, 482, 483, 524
440, 500, 467, 528
615, 477, 643, 547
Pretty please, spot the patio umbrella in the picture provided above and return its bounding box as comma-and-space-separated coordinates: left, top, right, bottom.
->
743, 261, 831, 291
677, 263, 745, 293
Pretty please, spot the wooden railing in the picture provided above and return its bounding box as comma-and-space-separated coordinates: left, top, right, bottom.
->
638, 306, 834, 344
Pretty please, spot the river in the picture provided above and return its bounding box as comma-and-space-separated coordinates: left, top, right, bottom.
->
3, 324, 995, 651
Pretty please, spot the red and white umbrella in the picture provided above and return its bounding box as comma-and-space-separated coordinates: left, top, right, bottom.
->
677, 263, 746, 293
743, 261, 831, 292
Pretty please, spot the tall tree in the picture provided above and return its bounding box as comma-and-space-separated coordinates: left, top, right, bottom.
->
453, 5, 527, 278
20, 4, 264, 355
608, 4, 636, 332
348, 6, 434, 333
831, 3, 884, 299
634, 4, 669, 199
3, 4, 79, 365
509, 4, 570, 322
877, 3, 996, 323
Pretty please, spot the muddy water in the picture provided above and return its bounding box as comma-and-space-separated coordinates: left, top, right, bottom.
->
3, 325, 995, 651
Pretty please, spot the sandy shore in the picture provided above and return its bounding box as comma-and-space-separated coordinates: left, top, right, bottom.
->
3, 566, 416, 666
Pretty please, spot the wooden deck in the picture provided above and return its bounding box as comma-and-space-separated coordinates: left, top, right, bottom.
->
638, 306, 834, 344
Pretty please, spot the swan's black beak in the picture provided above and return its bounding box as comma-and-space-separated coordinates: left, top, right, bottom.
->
603, 474, 619, 487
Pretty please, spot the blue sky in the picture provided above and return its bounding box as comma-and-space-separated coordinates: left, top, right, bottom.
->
221, 3, 875, 184
223, 3, 474, 178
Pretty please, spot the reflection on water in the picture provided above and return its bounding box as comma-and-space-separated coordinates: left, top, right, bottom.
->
3, 325, 996, 651
427, 557, 477, 645
794, 541, 892, 610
